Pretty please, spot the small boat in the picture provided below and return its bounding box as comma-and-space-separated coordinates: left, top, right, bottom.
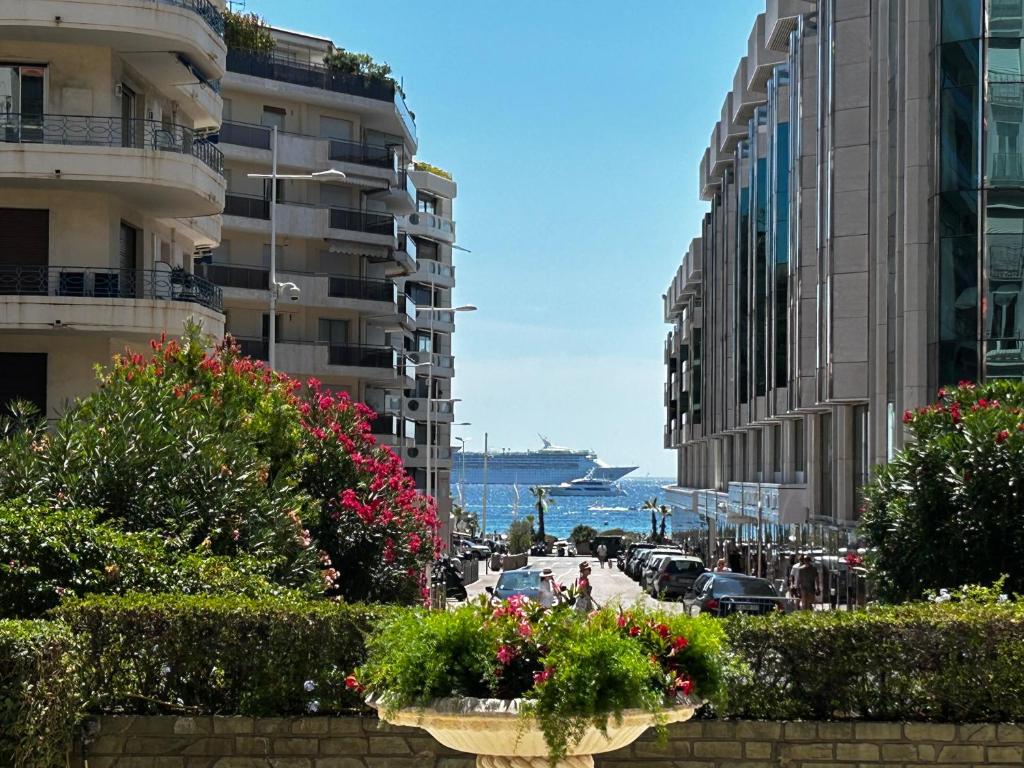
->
588, 504, 629, 512
545, 474, 625, 497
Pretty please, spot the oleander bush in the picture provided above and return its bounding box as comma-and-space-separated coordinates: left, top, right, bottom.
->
57, 594, 389, 717
862, 381, 1024, 601
721, 601, 1024, 721
0, 620, 83, 768
0, 502, 290, 618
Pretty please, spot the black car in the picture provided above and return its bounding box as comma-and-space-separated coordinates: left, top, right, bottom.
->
530, 542, 547, 556
684, 572, 793, 616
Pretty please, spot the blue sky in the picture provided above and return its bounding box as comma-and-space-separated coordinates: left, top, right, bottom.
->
243, 0, 763, 476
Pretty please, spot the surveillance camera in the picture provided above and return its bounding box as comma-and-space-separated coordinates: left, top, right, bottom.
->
276, 281, 301, 302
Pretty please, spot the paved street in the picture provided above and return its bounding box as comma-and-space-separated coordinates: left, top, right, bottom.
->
464, 554, 685, 612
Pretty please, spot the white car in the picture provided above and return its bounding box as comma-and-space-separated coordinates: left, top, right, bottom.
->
553, 540, 576, 557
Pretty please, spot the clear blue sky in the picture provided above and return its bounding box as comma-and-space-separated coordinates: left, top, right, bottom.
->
243, 0, 762, 477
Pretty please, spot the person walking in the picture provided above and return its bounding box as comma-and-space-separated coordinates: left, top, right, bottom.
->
788, 554, 802, 600
537, 568, 558, 609
797, 555, 820, 611
713, 558, 731, 572
574, 561, 599, 613
596, 543, 608, 569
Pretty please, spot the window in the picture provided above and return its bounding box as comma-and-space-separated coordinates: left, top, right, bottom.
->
319, 116, 352, 141
417, 194, 438, 215
0, 65, 45, 142
415, 237, 439, 260
0, 353, 46, 415
416, 332, 432, 353
261, 106, 286, 131
318, 318, 349, 345
261, 313, 283, 341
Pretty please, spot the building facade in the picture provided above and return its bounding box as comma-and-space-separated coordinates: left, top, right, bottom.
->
211, 26, 460, 532
0, 0, 228, 419
664, 0, 1022, 546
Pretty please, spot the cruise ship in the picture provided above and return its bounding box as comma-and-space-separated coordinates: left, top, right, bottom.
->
452, 436, 638, 485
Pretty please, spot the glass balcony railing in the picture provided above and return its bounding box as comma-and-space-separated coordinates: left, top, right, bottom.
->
327, 275, 395, 303
329, 206, 396, 237
198, 263, 269, 291
328, 138, 395, 168
327, 343, 398, 369
223, 193, 270, 219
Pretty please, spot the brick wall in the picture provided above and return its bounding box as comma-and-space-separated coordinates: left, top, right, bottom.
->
74, 716, 1024, 767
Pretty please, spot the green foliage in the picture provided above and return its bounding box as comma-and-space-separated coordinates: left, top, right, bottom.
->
224, 10, 276, 54
861, 381, 1024, 601
569, 524, 597, 548
508, 518, 533, 554
0, 502, 293, 618
57, 594, 388, 716
413, 161, 453, 180
721, 601, 1024, 722
0, 401, 47, 500
323, 49, 393, 81
0, 620, 83, 767
356, 598, 726, 763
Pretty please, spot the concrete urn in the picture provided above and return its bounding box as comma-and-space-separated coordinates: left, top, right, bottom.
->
374, 696, 699, 768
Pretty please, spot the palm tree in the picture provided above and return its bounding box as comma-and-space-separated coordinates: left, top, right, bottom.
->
641, 497, 660, 541
658, 504, 672, 543
529, 486, 549, 543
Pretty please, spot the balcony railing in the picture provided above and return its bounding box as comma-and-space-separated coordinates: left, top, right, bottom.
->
398, 232, 417, 262
218, 121, 272, 150
227, 49, 392, 102
400, 293, 417, 323
408, 211, 455, 238
224, 193, 270, 219
329, 206, 396, 236
328, 275, 395, 302
0, 264, 223, 312
418, 308, 454, 326
328, 138, 395, 168
0, 113, 225, 176
234, 337, 269, 361
328, 343, 398, 368
162, 0, 225, 36
197, 263, 269, 291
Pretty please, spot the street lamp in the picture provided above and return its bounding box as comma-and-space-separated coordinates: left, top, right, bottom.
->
247, 126, 347, 370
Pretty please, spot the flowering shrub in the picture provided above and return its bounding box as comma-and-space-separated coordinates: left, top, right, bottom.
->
2, 325, 438, 607
862, 381, 1024, 601
354, 597, 726, 763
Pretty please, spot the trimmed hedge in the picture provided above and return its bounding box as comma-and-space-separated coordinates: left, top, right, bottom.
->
722, 602, 1024, 721
0, 620, 83, 768
56, 594, 389, 716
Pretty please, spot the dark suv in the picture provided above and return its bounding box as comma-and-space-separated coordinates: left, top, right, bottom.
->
648, 556, 706, 599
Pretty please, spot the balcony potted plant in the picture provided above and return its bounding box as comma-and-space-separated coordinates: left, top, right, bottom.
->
350, 596, 725, 767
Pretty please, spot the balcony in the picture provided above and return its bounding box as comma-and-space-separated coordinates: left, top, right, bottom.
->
329, 206, 397, 238
386, 232, 417, 277
198, 263, 268, 291
328, 137, 396, 169
412, 258, 456, 288
405, 212, 455, 244
222, 197, 397, 247
765, 0, 814, 52
225, 49, 416, 143
327, 343, 397, 369
224, 193, 270, 220
404, 397, 455, 423
0, 114, 225, 217
2, 0, 227, 82
234, 337, 269, 361
408, 350, 455, 378
365, 389, 403, 417
328, 275, 394, 303
747, 14, 786, 92
370, 414, 415, 447
0, 263, 224, 336
416, 308, 455, 333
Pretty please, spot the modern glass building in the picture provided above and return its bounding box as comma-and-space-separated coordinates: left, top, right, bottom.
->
663, 0, 1023, 544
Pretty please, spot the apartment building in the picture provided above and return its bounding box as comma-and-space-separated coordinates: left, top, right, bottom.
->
209, 27, 460, 531
664, 0, 1022, 545
0, 0, 228, 419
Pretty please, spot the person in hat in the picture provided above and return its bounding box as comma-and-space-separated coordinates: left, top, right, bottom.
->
537, 567, 559, 608
574, 561, 599, 613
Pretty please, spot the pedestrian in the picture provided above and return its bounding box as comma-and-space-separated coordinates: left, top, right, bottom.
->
797, 555, 819, 611
574, 561, 599, 613
537, 568, 558, 609
788, 554, 802, 600
596, 542, 608, 569
713, 558, 731, 572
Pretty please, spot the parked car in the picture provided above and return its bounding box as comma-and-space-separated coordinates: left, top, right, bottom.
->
620, 542, 654, 572
648, 556, 706, 599
631, 547, 680, 581
639, 550, 684, 591
530, 542, 548, 556
683, 572, 793, 616
457, 540, 491, 560
486, 569, 543, 603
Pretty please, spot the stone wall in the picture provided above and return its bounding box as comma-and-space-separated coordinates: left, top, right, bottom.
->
74, 716, 1024, 767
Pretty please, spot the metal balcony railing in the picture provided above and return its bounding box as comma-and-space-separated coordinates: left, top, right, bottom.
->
328, 343, 397, 368
329, 206, 396, 236
0, 113, 225, 176
224, 193, 271, 219
218, 121, 272, 150
227, 49, 395, 101
197, 263, 269, 290
328, 275, 395, 302
161, 0, 225, 36
0, 264, 223, 312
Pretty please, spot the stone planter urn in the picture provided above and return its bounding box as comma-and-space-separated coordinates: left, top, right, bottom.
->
374, 696, 698, 768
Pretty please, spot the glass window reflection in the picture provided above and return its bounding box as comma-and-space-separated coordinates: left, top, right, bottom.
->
984, 193, 1024, 377
942, 0, 981, 42
989, 0, 1024, 38
941, 86, 980, 192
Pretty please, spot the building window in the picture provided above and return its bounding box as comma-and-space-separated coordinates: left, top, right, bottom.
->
793, 419, 805, 476
318, 318, 349, 345
0, 353, 46, 416
0, 65, 45, 142
261, 106, 286, 131
417, 194, 438, 215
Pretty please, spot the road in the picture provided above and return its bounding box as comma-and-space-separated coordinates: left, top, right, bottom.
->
464, 554, 686, 613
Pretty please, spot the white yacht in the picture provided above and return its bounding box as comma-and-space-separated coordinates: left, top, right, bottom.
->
546, 475, 625, 497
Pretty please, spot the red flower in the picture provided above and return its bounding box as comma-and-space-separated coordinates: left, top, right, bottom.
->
653, 623, 671, 639
628, 626, 641, 637
996, 429, 1010, 444
496, 645, 517, 665
672, 635, 689, 651
674, 676, 694, 696
617, 614, 628, 628
533, 667, 553, 685
902, 409, 912, 424
344, 675, 365, 694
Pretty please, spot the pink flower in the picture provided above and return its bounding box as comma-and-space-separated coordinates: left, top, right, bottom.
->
902, 410, 912, 424
617, 614, 628, 628
532, 667, 553, 685
496, 645, 517, 665
517, 622, 532, 638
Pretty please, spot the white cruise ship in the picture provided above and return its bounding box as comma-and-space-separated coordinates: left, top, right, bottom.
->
452, 436, 638, 485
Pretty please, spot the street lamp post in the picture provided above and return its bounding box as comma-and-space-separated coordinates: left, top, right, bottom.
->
247, 125, 347, 370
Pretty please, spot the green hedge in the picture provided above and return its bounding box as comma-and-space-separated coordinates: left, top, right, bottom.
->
0, 620, 83, 768
56, 594, 388, 716
722, 602, 1024, 721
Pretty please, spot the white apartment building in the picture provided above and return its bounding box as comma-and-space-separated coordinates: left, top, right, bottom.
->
209, 26, 460, 531
0, 0, 228, 419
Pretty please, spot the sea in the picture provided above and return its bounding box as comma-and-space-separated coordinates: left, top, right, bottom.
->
450, 477, 703, 540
